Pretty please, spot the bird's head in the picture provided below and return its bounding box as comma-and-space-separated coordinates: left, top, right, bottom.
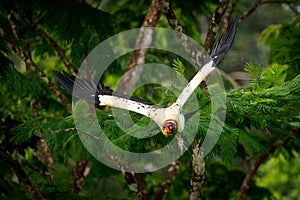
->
162, 120, 177, 138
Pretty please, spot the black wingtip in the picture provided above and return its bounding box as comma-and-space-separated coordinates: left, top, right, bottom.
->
53, 70, 75, 94
54, 70, 156, 106
210, 15, 240, 66
53, 70, 101, 104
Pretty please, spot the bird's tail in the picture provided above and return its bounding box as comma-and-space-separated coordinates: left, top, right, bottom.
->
210, 15, 239, 66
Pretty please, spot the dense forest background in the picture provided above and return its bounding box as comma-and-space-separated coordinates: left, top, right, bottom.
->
0, 0, 300, 199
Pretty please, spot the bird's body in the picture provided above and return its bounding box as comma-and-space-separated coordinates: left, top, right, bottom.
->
54, 16, 239, 137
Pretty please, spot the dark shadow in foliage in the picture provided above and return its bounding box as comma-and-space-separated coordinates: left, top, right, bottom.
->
0, 115, 40, 156
202, 162, 272, 200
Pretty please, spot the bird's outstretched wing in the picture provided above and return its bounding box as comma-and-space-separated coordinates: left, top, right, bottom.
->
210, 16, 239, 66
54, 71, 154, 106
177, 16, 239, 107
54, 71, 167, 127
180, 16, 240, 119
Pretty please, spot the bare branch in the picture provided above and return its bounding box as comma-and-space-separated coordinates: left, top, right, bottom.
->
159, 0, 183, 32
124, 172, 148, 200
126, 0, 162, 71
159, 0, 212, 69
117, 0, 162, 94
222, 0, 239, 33
204, 0, 227, 53
73, 160, 90, 194
155, 160, 179, 200
188, 143, 205, 200
240, 0, 298, 20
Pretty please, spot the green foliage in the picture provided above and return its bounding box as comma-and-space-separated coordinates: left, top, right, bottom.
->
0, 0, 299, 199
258, 24, 281, 46
225, 62, 300, 164
257, 153, 300, 199
203, 162, 272, 200
260, 18, 300, 80
0, 37, 14, 79
172, 58, 186, 78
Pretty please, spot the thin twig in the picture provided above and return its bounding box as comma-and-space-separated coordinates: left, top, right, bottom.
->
240, 0, 298, 20
240, 0, 263, 20
218, 69, 241, 88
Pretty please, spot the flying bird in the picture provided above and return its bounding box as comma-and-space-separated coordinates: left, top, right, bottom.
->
54, 16, 239, 138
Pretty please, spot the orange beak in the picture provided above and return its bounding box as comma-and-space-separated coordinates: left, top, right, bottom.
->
163, 128, 171, 138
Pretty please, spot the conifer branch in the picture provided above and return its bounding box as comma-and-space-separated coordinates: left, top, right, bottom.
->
2, 9, 71, 109
188, 143, 205, 200
25, 161, 53, 180
30, 99, 55, 176
9, 3, 77, 75
28, 19, 77, 75
23, 46, 71, 108
0, 148, 45, 200
237, 131, 297, 200
204, 0, 227, 53
155, 160, 179, 200
118, 0, 162, 94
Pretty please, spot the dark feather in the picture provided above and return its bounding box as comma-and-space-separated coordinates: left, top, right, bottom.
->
54, 71, 154, 106
210, 15, 239, 66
